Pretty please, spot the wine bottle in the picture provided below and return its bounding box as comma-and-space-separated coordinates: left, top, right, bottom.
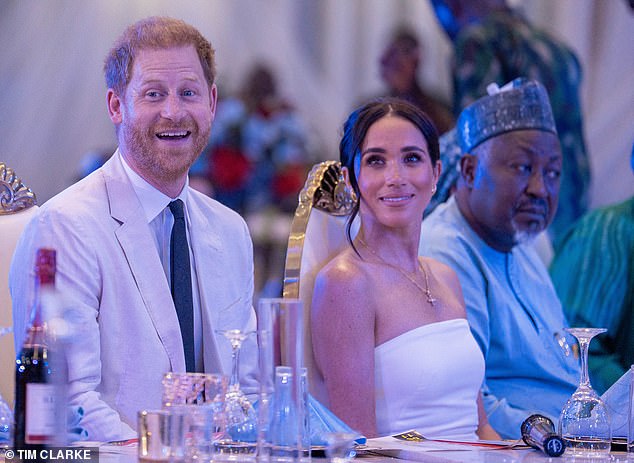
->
521, 414, 566, 457
14, 248, 57, 449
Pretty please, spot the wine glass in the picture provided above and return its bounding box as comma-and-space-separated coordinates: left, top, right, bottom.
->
215, 329, 258, 457
558, 327, 611, 457
0, 326, 13, 448
324, 432, 358, 463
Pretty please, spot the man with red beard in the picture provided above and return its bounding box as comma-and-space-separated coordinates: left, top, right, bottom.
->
419, 78, 579, 439
10, 17, 257, 441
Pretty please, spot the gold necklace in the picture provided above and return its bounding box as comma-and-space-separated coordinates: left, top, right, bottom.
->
357, 238, 437, 307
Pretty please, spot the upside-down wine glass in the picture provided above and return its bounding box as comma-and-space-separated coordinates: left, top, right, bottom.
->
0, 326, 14, 448
558, 327, 611, 457
215, 329, 258, 457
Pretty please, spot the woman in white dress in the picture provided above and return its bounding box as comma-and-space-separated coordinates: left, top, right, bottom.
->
311, 98, 499, 440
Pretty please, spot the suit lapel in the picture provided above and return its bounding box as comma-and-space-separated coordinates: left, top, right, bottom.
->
187, 197, 225, 373
102, 154, 186, 372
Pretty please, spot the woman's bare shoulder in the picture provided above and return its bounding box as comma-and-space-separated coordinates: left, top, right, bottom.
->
313, 249, 374, 316
317, 249, 369, 289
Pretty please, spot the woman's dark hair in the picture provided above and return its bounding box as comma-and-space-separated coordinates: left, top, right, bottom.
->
339, 97, 440, 248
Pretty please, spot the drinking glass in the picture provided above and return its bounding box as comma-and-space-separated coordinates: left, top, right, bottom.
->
256, 298, 308, 462
215, 329, 258, 457
558, 327, 611, 457
161, 372, 229, 461
0, 326, 13, 448
138, 409, 185, 462
324, 432, 357, 463
268, 366, 300, 460
162, 371, 228, 406
627, 365, 634, 454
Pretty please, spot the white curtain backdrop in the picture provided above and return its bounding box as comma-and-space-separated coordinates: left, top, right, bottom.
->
1, 0, 633, 207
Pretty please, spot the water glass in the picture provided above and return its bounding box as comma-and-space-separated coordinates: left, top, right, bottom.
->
268, 366, 300, 459
0, 327, 13, 448
0, 398, 12, 448
138, 409, 185, 462
257, 298, 309, 461
162, 372, 227, 406
324, 432, 357, 463
299, 368, 311, 459
161, 372, 229, 461
627, 365, 634, 454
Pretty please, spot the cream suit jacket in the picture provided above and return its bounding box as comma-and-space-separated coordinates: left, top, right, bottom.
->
10, 151, 258, 441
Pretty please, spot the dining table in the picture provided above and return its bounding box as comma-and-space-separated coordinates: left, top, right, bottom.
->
2, 444, 629, 463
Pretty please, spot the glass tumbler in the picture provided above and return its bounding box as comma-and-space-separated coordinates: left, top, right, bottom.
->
257, 298, 309, 462
138, 409, 182, 462
0, 326, 13, 448
627, 365, 634, 454
324, 432, 357, 463
161, 372, 228, 461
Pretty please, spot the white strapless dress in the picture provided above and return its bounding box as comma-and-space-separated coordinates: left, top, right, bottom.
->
374, 318, 484, 440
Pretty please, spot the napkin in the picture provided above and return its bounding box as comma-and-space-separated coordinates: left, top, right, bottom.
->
601, 369, 632, 438
307, 394, 366, 446
255, 393, 365, 446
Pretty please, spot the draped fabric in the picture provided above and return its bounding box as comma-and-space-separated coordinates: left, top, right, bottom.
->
1, 0, 633, 207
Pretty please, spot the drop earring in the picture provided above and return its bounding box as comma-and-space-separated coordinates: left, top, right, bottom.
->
334, 170, 356, 210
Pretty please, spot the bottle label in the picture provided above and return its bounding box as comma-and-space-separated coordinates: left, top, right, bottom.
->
25, 383, 56, 444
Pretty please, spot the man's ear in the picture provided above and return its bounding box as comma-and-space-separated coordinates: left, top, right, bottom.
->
107, 89, 123, 125
209, 83, 218, 119
459, 153, 477, 188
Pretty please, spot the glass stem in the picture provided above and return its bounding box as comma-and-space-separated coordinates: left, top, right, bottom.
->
578, 337, 591, 388
230, 344, 241, 389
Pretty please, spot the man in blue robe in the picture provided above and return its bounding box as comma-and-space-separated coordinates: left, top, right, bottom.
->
419, 78, 579, 438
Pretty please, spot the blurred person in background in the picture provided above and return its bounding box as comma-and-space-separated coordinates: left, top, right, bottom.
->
550, 143, 634, 395
194, 63, 317, 296
74, 148, 113, 182
379, 25, 454, 134
197, 62, 315, 215
430, 0, 591, 248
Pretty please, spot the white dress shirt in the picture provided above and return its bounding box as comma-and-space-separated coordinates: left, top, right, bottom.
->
120, 153, 204, 372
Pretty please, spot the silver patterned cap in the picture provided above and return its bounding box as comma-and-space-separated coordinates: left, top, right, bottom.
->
457, 77, 557, 153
